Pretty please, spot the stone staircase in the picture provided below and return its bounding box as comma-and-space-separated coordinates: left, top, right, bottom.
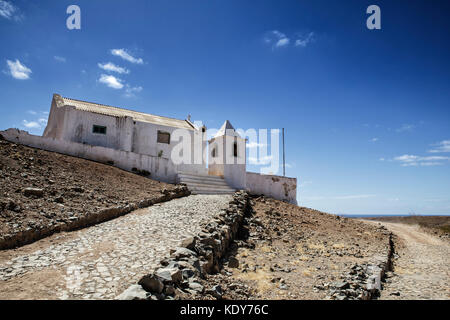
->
177, 172, 236, 195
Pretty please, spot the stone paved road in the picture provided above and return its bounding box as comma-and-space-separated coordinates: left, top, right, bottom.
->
376, 222, 450, 300
0, 195, 231, 300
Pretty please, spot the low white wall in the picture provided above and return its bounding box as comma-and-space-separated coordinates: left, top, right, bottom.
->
246, 172, 297, 204
1, 129, 178, 183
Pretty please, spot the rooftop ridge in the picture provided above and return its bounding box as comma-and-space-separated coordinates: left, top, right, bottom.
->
61, 95, 191, 124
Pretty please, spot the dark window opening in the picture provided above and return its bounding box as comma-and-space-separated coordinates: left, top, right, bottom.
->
157, 131, 170, 144
212, 147, 217, 158
93, 125, 107, 135
233, 142, 238, 157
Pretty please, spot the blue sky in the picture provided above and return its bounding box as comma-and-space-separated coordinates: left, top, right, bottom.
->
1, 0, 449, 215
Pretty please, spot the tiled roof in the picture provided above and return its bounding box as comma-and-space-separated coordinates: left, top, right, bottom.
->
57, 95, 194, 130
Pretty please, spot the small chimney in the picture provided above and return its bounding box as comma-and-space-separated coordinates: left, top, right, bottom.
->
187, 115, 191, 121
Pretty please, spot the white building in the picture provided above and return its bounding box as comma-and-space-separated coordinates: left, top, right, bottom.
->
1, 94, 297, 203
44, 94, 206, 172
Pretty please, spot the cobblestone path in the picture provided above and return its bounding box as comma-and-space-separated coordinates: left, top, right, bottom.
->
0, 195, 231, 300
378, 222, 450, 300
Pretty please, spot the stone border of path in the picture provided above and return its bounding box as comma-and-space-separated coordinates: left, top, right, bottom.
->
0, 186, 190, 250
116, 191, 250, 300
326, 226, 395, 300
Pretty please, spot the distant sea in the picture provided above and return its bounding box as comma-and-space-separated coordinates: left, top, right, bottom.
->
341, 214, 450, 218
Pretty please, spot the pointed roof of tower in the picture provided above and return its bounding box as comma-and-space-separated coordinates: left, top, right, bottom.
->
214, 120, 241, 138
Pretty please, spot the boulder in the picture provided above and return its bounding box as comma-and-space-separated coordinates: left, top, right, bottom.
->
172, 247, 197, 260
206, 285, 223, 299
164, 285, 176, 296
182, 268, 195, 280
138, 275, 164, 293
23, 188, 44, 197
228, 256, 239, 268
180, 237, 196, 250
188, 282, 204, 293
332, 281, 349, 290
116, 284, 149, 300
155, 267, 182, 283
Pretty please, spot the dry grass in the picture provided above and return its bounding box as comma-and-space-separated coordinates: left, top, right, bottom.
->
234, 269, 273, 293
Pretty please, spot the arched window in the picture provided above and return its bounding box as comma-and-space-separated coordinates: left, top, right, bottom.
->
233, 142, 238, 157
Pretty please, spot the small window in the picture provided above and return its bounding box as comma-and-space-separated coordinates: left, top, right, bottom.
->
233, 142, 238, 157
93, 125, 107, 135
157, 131, 170, 144
211, 147, 217, 158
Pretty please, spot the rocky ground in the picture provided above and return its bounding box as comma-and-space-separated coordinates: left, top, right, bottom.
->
181, 195, 391, 300
0, 137, 181, 248
0, 195, 231, 300
364, 221, 450, 300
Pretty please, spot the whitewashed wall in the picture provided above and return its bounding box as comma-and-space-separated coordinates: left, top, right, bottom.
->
43, 103, 209, 176
208, 135, 247, 190
246, 172, 297, 204
1, 129, 298, 204
1, 129, 178, 183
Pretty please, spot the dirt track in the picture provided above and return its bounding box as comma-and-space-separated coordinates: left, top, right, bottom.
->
369, 221, 450, 300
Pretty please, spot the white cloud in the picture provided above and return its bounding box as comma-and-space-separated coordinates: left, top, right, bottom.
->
370, 138, 379, 142
248, 155, 272, 165
265, 30, 290, 49
246, 142, 266, 149
22, 120, 41, 129
428, 140, 450, 153
98, 74, 124, 89
123, 85, 143, 97
393, 154, 450, 167
98, 62, 129, 74
111, 49, 144, 64
21, 111, 49, 132
394, 154, 418, 163
295, 32, 315, 47
272, 30, 285, 39
0, 0, 23, 21
54, 56, 66, 63
396, 124, 415, 132
276, 38, 290, 47
6, 59, 32, 80
419, 162, 444, 167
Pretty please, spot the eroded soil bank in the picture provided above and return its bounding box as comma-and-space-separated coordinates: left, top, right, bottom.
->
0, 138, 186, 249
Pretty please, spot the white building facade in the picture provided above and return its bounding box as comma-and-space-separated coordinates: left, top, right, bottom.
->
1, 94, 297, 203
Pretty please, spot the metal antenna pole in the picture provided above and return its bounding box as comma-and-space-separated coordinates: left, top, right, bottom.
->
282, 128, 285, 177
